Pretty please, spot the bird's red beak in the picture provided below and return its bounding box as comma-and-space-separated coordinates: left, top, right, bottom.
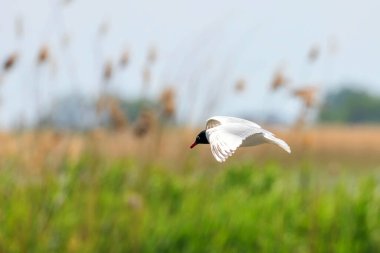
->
190, 142, 197, 149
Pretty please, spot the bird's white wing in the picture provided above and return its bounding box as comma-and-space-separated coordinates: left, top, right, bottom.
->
256, 130, 291, 154
206, 116, 261, 130
206, 123, 263, 162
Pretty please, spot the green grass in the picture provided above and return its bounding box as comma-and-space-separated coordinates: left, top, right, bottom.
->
1, 155, 380, 252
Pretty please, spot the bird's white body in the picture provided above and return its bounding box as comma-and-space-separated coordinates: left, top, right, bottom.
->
204, 116, 291, 162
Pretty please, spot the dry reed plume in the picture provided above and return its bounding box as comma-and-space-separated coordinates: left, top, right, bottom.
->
108, 99, 128, 130
160, 87, 176, 119
147, 46, 157, 65
133, 110, 156, 137
234, 78, 246, 92
103, 61, 113, 81
37, 45, 50, 65
119, 50, 130, 68
271, 70, 288, 91
307, 44, 320, 63
142, 66, 151, 88
96, 96, 128, 130
293, 86, 318, 108
3, 52, 19, 72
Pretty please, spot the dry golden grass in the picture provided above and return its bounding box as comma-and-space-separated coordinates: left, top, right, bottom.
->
0, 125, 379, 175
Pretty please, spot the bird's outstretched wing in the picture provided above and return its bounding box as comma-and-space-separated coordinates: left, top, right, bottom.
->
257, 131, 291, 154
205, 116, 291, 162
206, 123, 262, 162
206, 116, 261, 130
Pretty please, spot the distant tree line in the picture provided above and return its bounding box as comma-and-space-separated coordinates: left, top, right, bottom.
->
36, 94, 160, 131
34, 86, 380, 130
318, 86, 380, 123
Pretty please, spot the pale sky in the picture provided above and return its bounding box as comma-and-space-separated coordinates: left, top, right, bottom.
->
1, 0, 380, 128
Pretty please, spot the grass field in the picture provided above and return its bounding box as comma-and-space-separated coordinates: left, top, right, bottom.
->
0, 126, 380, 252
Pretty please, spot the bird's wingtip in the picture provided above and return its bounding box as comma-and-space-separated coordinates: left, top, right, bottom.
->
283, 144, 291, 154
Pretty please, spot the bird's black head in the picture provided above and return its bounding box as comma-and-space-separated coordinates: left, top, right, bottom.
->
190, 130, 209, 149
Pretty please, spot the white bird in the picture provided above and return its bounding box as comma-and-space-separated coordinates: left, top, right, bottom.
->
190, 116, 291, 162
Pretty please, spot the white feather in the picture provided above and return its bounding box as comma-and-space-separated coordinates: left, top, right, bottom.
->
204, 116, 291, 162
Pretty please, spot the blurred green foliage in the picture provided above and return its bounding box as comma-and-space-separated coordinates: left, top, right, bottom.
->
1, 156, 380, 252
319, 87, 380, 123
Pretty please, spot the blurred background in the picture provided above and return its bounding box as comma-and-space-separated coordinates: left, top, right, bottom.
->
1, 0, 380, 252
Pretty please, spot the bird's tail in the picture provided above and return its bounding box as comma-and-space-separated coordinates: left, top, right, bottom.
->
263, 133, 291, 154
